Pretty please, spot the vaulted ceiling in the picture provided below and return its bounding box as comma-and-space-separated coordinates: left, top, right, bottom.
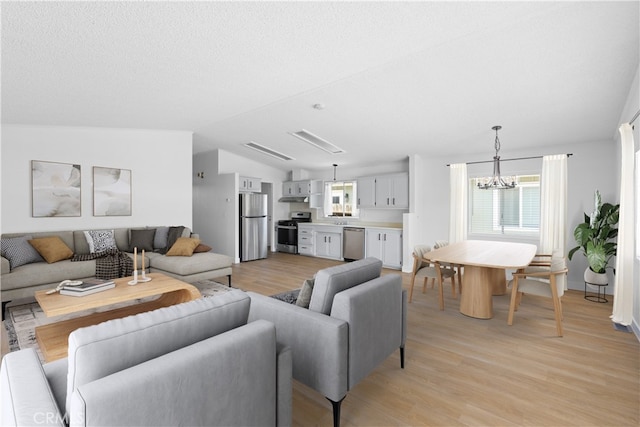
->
2, 1, 638, 171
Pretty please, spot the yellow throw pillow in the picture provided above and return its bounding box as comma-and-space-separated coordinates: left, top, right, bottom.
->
166, 237, 201, 257
29, 236, 74, 264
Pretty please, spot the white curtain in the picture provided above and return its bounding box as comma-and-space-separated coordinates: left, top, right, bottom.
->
611, 123, 635, 326
449, 163, 467, 243
539, 154, 568, 256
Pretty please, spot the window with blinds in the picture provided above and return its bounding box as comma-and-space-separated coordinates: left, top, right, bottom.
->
469, 175, 540, 236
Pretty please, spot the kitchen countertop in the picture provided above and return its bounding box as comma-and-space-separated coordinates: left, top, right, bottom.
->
298, 222, 402, 230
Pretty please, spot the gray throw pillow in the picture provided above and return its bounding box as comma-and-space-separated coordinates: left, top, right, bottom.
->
154, 226, 170, 250
129, 229, 156, 252
159, 226, 185, 254
0, 235, 44, 269
295, 278, 315, 308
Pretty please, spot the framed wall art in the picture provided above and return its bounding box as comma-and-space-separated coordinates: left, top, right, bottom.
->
93, 166, 132, 216
31, 160, 81, 217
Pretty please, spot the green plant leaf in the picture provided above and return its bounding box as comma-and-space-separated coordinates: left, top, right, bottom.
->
573, 224, 592, 246
568, 246, 581, 260
586, 241, 606, 273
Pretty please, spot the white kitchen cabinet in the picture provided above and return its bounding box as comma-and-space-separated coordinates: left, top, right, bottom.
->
365, 228, 403, 269
375, 173, 408, 208
282, 180, 323, 197
356, 176, 377, 208
239, 176, 261, 192
315, 231, 342, 260
297, 225, 314, 256
357, 173, 408, 209
282, 181, 296, 196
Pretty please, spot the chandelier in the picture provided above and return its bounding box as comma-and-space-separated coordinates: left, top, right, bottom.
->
477, 125, 516, 190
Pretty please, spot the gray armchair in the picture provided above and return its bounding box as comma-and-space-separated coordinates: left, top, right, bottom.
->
1, 291, 292, 427
247, 257, 407, 427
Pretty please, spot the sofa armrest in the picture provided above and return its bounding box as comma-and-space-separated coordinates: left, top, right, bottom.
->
1, 349, 65, 427
247, 292, 349, 402
1, 256, 10, 274
331, 274, 406, 388
70, 320, 281, 427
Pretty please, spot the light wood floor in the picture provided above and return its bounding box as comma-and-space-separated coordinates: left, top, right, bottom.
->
2, 253, 638, 426
233, 253, 639, 427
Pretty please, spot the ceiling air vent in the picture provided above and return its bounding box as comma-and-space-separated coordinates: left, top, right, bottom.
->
289, 129, 345, 154
244, 141, 294, 161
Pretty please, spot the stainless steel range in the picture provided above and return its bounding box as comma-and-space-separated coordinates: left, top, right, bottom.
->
275, 212, 311, 254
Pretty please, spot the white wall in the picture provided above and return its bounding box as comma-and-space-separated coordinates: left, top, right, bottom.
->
1, 125, 193, 233
192, 151, 237, 259
193, 149, 289, 262
411, 139, 618, 292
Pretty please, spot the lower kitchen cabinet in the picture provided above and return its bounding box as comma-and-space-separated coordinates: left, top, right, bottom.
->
297, 225, 314, 256
365, 228, 402, 269
315, 231, 342, 260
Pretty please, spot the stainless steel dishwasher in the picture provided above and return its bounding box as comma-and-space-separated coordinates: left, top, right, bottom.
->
343, 227, 365, 261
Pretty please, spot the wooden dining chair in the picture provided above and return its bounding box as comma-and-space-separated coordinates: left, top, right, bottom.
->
507, 254, 568, 336
409, 245, 457, 309
518, 249, 555, 274
433, 240, 463, 295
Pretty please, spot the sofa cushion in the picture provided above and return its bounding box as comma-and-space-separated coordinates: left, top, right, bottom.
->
28, 236, 74, 264
166, 237, 201, 256
153, 226, 170, 249
1, 257, 9, 275
83, 229, 117, 253
129, 228, 156, 252
309, 257, 382, 315
66, 290, 251, 414
150, 252, 232, 276
0, 259, 96, 291
0, 235, 44, 269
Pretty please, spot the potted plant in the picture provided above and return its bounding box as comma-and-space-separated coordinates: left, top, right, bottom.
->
568, 190, 619, 284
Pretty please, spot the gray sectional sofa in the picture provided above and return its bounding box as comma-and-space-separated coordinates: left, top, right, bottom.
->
1, 227, 233, 303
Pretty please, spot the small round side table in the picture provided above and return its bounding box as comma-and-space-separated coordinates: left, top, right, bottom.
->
584, 281, 608, 303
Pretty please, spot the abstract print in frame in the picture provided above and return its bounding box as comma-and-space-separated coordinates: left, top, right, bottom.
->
31, 160, 81, 217
93, 166, 132, 216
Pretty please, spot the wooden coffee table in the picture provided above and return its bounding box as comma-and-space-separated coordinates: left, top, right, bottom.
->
34, 273, 201, 362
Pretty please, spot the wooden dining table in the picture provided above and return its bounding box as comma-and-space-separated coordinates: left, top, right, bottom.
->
426, 240, 537, 319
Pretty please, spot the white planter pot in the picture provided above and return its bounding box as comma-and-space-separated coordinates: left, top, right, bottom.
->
584, 267, 608, 285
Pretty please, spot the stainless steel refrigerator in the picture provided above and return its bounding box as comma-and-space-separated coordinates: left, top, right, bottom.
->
239, 193, 268, 261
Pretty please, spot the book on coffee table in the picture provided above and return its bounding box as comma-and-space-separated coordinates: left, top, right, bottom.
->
60, 280, 115, 296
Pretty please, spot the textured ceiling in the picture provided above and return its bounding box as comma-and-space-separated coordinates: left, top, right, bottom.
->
2, 1, 639, 171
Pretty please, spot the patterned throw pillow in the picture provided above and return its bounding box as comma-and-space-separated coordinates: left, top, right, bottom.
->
83, 229, 117, 253
0, 235, 44, 269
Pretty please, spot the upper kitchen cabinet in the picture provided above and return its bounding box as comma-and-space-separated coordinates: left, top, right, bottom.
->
239, 176, 261, 192
282, 179, 322, 197
356, 176, 377, 209
357, 173, 408, 209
